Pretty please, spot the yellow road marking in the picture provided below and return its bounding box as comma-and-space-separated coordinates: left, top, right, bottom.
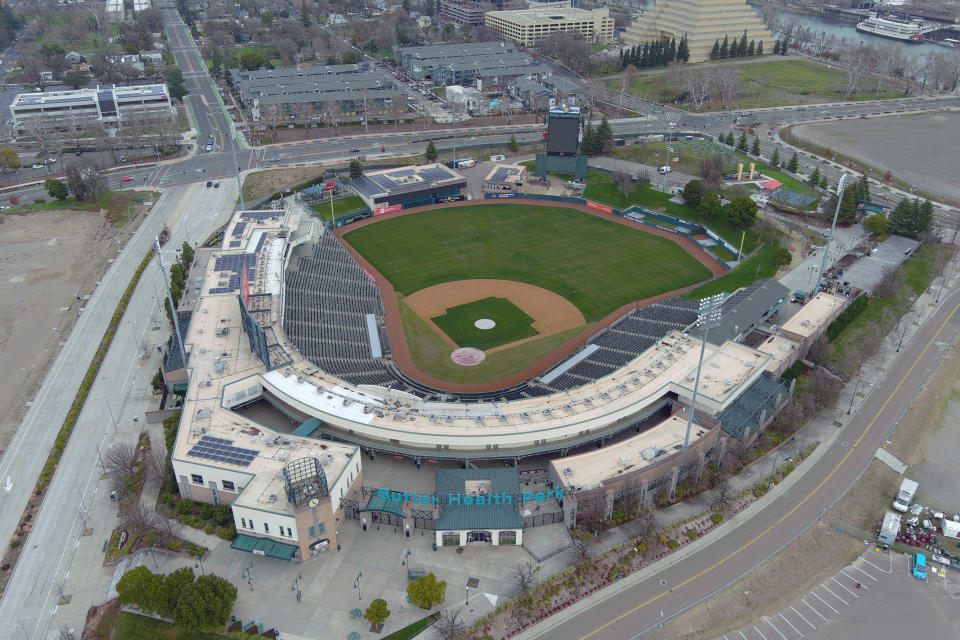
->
580, 300, 960, 640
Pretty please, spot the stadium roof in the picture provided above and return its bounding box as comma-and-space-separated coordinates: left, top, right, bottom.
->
708, 279, 790, 345
353, 164, 465, 198
435, 468, 523, 531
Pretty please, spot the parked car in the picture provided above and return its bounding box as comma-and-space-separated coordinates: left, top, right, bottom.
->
119, 155, 127, 162
658, 166, 672, 174
213, 182, 220, 188
31, 163, 43, 169
206, 181, 212, 187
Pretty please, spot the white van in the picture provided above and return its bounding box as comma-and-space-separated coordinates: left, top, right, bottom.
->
658, 165, 672, 174
457, 158, 476, 168
489, 154, 506, 162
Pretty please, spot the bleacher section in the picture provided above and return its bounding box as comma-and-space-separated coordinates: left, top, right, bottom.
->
716, 373, 790, 441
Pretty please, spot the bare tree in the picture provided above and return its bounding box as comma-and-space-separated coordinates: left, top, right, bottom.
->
80, 162, 108, 200
673, 64, 712, 111
713, 477, 731, 511
509, 562, 539, 600
432, 607, 466, 640
842, 46, 873, 100
569, 536, 593, 567
614, 171, 632, 198
118, 496, 159, 537
153, 504, 184, 544
699, 153, 725, 192
711, 64, 742, 110
104, 443, 138, 479
723, 437, 751, 471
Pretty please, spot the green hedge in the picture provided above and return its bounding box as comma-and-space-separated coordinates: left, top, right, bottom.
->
825, 293, 868, 341
37, 249, 155, 490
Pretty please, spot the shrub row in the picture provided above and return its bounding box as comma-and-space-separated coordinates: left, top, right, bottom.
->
825, 293, 869, 341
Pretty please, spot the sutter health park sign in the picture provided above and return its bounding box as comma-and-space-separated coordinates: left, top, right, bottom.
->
377, 488, 563, 506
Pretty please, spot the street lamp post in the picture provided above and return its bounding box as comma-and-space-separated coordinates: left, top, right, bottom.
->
767, 453, 781, 490
678, 293, 724, 488
354, 571, 363, 600
195, 555, 205, 575
847, 377, 862, 415
230, 123, 245, 211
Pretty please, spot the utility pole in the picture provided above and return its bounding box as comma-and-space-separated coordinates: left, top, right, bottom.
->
678, 293, 724, 488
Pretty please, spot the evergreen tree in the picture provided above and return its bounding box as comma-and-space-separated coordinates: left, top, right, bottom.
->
597, 116, 614, 153
736, 132, 748, 152
919, 199, 934, 234
640, 42, 649, 68
747, 40, 755, 56
837, 189, 858, 225
726, 131, 736, 146
678, 35, 690, 62
630, 45, 638, 67
773, 39, 780, 55
669, 36, 677, 62
888, 197, 914, 237
820, 174, 829, 189
771, 147, 780, 166
787, 152, 799, 173
757, 40, 764, 55
581, 124, 598, 155
425, 140, 438, 162
751, 137, 760, 156
738, 31, 748, 56
720, 35, 729, 58
711, 39, 721, 60
809, 166, 821, 185
857, 173, 870, 202
618, 48, 624, 70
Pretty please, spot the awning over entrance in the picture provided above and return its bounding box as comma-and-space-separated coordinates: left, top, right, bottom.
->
231, 534, 298, 560
359, 490, 406, 517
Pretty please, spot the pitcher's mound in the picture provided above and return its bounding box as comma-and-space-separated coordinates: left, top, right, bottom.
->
474, 318, 496, 330
451, 347, 485, 366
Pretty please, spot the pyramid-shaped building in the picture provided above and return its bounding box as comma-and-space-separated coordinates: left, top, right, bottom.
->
622, 0, 774, 63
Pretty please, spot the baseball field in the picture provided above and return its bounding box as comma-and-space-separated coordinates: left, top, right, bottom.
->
342, 202, 716, 386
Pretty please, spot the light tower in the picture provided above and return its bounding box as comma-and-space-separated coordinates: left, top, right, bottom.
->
814, 173, 848, 295
678, 293, 725, 485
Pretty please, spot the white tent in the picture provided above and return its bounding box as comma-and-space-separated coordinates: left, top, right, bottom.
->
941, 518, 960, 539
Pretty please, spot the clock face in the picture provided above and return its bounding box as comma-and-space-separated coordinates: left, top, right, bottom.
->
308, 498, 320, 508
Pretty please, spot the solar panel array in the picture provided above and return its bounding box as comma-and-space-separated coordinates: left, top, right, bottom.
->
232, 222, 248, 238
491, 167, 520, 182
187, 435, 259, 466
241, 212, 281, 222
254, 234, 268, 253
210, 253, 257, 294
228, 240, 242, 248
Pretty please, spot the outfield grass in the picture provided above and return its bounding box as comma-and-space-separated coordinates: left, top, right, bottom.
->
400, 300, 584, 383
114, 612, 224, 639
432, 297, 537, 349
344, 204, 712, 323
683, 244, 781, 298
582, 181, 760, 253
309, 195, 366, 221
606, 59, 902, 110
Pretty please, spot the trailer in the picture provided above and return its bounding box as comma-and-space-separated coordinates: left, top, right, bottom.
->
878, 511, 901, 546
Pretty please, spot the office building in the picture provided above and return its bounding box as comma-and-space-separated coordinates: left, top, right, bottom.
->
439, 0, 485, 26
484, 5, 614, 46
10, 84, 173, 133
622, 0, 773, 62
395, 42, 539, 87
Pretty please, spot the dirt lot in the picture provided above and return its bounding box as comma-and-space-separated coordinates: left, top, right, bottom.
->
0, 203, 146, 454
241, 166, 326, 203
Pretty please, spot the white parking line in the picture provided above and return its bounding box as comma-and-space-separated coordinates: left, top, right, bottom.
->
832, 576, 861, 598
779, 612, 804, 637
739, 631, 749, 640
862, 554, 892, 573
763, 616, 789, 640
802, 598, 829, 622
754, 626, 769, 640
841, 569, 869, 588
790, 605, 816, 629
816, 585, 847, 608
853, 565, 878, 581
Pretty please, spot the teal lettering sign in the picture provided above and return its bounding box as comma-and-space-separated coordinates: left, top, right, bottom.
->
376, 488, 563, 506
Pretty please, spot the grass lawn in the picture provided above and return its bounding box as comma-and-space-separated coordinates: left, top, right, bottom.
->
344, 204, 712, 323
684, 243, 781, 298
309, 195, 366, 221
607, 59, 902, 110
382, 611, 441, 640
582, 181, 760, 253
432, 297, 538, 349
400, 300, 583, 383
114, 612, 225, 639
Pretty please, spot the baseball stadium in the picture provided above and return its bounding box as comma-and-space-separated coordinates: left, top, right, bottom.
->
167, 180, 848, 560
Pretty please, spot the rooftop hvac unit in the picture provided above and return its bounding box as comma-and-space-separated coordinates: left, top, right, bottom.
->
193, 426, 206, 435
618, 457, 629, 465
269, 494, 278, 503
277, 450, 291, 460
563, 468, 573, 476
641, 447, 659, 461
321, 454, 334, 466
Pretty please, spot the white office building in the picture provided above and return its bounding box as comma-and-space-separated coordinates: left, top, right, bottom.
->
10, 84, 173, 133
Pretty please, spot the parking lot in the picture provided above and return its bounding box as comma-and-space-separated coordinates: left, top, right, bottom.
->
717, 549, 960, 640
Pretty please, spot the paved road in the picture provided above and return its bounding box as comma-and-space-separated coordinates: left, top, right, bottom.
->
519, 279, 960, 639
0, 181, 238, 640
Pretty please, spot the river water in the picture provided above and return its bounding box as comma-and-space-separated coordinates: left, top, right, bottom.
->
777, 11, 937, 62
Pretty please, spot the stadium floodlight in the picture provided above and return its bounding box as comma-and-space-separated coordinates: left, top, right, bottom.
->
677, 293, 725, 488
814, 173, 847, 295
230, 123, 246, 211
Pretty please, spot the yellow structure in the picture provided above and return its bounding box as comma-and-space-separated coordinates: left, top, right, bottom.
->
484, 5, 615, 46
622, 0, 773, 63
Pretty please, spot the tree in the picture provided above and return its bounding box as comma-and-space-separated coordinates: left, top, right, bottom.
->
809, 166, 821, 185
159, 567, 195, 618
509, 562, 539, 600
711, 40, 720, 60
786, 152, 799, 173
727, 196, 758, 229
349, 158, 363, 180
682, 179, 703, 206
116, 566, 164, 614
163, 66, 187, 100
856, 173, 870, 203
771, 147, 780, 167
864, 214, 888, 237
63, 70, 89, 89
747, 40, 756, 56
433, 607, 465, 640
751, 137, 761, 156
725, 131, 735, 146
736, 132, 748, 152
363, 599, 390, 630
614, 171, 632, 198
0, 146, 19, 171
570, 536, 593, 566
425, 140, 438, 162
508, 134, 518, 152
774, 247, 792, 267
406, 573, 446, 609
677, 35, 690, 62
172, 574, 237, 631
596, 116, 614, 153
720, 34, 729, 58
699, 191, 721, 219
757, 41, 764, 56
45, 178, 69, 201
773, 39, 780, 55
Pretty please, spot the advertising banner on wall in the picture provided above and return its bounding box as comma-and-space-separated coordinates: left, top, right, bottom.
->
586, 200, 613, 214
374, 204, 403, 216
